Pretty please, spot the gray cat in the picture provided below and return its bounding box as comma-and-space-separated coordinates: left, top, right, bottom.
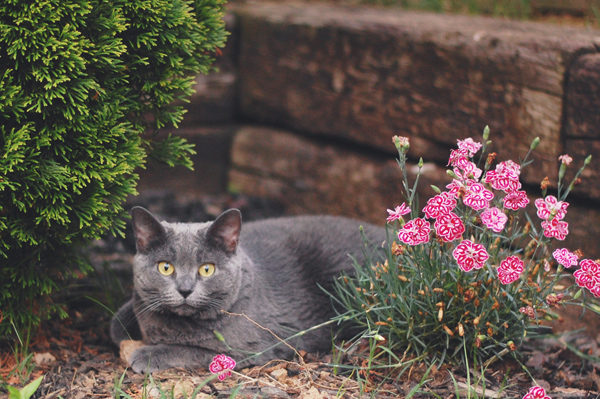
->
110, 206, 386, 373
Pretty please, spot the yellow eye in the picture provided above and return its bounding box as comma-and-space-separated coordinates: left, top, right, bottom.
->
199, 263, 215, 277
158, 261, 175, 276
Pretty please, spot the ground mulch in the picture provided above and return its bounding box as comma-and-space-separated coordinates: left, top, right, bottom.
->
2, 194, 600, 398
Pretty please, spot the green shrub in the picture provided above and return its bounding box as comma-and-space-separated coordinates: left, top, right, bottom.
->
0, 0, 227, 342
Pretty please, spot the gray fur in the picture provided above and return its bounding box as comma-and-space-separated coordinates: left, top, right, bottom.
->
111, 207, 386, 373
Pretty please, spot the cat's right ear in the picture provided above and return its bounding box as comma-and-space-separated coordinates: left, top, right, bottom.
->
206, 209, 242, 255
131, 206, 167, 254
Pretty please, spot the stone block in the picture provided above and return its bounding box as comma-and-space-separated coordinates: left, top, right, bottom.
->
230, 126, 454, 225
235, 2, 600, 186
137, 126, 235, 199
230, 125, 600, 259
565, 53, 600, 139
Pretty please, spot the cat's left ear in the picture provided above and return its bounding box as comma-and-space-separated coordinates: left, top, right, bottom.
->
206, 209, 242, 255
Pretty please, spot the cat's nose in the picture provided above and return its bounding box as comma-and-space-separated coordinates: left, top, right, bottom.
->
178, 287, 193, 298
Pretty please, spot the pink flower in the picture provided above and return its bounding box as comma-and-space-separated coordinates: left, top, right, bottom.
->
446, 179, 467, 198
457, 137, 482, 156
434, 212, 465, 242
447, 148, 470, 168
463, 183, 494, 211
485, 170, 522, 193
558, 154, 572, 165
541, 217, 569, 241
573, 259, 600, 292
480, 207, 508, 233
498, 256, 524, 285
452, 240, 489, 272
484, 160, 522, 193
534, 196, 568, 221
209, 354, 236, 381
422, 192, 456, 219
387, 203, 411, 223
552, 248, 578, 268
523, 386, 551, 399
503, 190, 530, 211
454, 161, 482, 181
398, 218, 431, 246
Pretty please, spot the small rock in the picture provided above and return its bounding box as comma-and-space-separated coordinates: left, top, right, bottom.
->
33, 352, 56, 366
299, 386, 329, 399
270, 368, 288, 382
119, 340, 145, 363
260, 386, 291, 399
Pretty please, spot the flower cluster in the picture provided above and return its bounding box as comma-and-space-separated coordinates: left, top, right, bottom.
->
535, 196, 569, 240
209, 354, 236, 381
396, 136, 535, 284
335, 129, 593, 396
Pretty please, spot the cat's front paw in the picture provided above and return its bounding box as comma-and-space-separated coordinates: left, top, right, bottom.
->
129, 345, 168, 374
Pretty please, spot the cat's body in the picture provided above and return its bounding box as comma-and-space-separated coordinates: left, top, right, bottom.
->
111, 207, 386, 373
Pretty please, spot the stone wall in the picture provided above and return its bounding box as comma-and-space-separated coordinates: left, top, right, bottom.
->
139, 2, 600, 258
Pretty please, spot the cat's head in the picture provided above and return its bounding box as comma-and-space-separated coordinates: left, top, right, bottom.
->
130, 206, 244, 317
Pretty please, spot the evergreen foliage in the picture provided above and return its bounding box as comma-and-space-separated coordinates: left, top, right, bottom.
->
0, 0, 227, 341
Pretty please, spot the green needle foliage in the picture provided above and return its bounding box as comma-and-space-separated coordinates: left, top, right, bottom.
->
0, 0, 227, 342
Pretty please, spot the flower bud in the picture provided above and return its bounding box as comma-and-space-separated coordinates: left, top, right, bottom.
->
585, 155, 592, 166
446, 169, 459, 179
530, 137, 540, 150
540, 176, 549, 190
483, 125, 490, 141
393, 135, 410, 152
213, 330, 226, 343
430, 185, 441, 194
418, 157, 424, 168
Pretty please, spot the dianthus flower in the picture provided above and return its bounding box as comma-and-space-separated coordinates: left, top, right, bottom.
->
446, 179, 467, 198
523, 386, 552, 399
434, 212, 465, 242
534, 196, 568, 221
397, 218, 431, 246
209, 354, 236, 381
519, 306, 536, 319
558, 154, 572, 165
454, 161, 482, 181
546, 293, 564, 308
422, 192, 456, 219
541, 217, 569, 241
462, 183, 494, 211
503, 190, 530, 211
457, 137, 483, 156
498, 256, 524, 285
386, 203, 411, 223
552, 248, 578, 268
480, 207, 508, 233
447, 148, 470, 168
573, 259, 600, 293
484, 160, 522, 193
452, 239, 489, 272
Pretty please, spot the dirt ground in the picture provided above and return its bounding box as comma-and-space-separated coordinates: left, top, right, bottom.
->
3, 194, 600, 398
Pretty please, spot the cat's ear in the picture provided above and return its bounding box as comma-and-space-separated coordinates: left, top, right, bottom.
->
131, 206, 167, 254
206, 209, 242, 255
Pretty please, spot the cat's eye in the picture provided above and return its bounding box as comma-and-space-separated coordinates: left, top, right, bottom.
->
199, 263, 215, 277
158, 261, 175, 276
